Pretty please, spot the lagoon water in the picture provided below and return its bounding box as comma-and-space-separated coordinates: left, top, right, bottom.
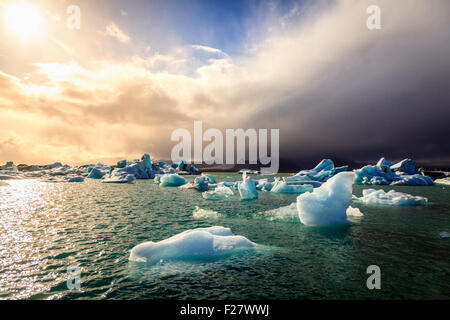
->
0, 173, 449, 299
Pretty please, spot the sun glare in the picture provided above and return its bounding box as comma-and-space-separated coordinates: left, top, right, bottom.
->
4, 2, 45, 41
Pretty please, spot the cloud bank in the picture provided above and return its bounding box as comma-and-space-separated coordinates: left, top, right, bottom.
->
1, 0, 449, 166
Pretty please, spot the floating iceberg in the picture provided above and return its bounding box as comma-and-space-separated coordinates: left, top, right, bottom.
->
1, 161, 18, 171
87, 164, 111, 179
354, 189, 427, 206
102, 168, 136, 183
192, 206, 223, 219
238, 173, 258, 200
284, 159, 348, 184
201, 173, 217, 184
354, 158, 434, 186
67, 176, 84, 183
346, 206, 364, 217
129, 226, 256, 264
296, 172, 354, 226
440, 232, 450, 238
160, 174, 186, 187
202, 186, 234, 200
434, 177, 450, 186
271, 179, 313, 194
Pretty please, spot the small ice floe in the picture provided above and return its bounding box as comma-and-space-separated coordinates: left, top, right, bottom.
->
296, 172, 355, 226
159, 174, 186, 187
346, 206, 364, 217
435, 177, 450, 186
238, 173, 258, 200
202, 186, 234, 200
354, 189, 427, 206
440, 232, 450, 238
270, 179, 313, 194
129, 226, 256, 264
192, 206, 223, 219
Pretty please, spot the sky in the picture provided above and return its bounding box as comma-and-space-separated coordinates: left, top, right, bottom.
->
0, 0, 449, 166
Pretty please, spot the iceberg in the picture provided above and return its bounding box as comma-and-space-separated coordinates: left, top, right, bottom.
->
284, 159, 348, 184
192, 206, 223, 219
238, 173, 258, 200
129, 226, 256, 264
435, 177, 450, 185
117, 159, 127, 168
270, 179, 314, 194
440, 232, 450, 238
160, 174, 186, 187
354, 158, 434, 186
354, 189, 427, 206
346, 206, 364, 217
296, 172, 355, 226
102, 168, 136, 183
67, 176, 84, 183
202, 186, 234, 200
201, 173, 217, 184
255, 179, 274, 191
87, 164, 111, 179
1, 161, 18, 171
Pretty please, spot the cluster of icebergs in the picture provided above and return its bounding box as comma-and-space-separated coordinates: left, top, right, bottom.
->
354, 158, 434, 186
0, 154, 200, 184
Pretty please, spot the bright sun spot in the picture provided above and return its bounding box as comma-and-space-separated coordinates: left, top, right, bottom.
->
4, 2, 45, 41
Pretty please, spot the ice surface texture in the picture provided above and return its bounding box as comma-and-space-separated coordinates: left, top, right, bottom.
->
129, 226, 256, 264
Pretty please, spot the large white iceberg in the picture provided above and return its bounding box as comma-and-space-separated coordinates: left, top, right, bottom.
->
129, 226, 256, 264
238, 173, 258, 200
354, 189, 427, 206
296, 172, 355, 226
354, 158, 434, 186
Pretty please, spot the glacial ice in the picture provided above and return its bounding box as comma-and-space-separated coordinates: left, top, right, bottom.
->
433, 177, 450, 186
354, 189, 427, 206
238, 173, 258, 200
440, 232, 450, 238
270, 178, 314, 194
346, 206, 364, 217
102, 168, 136, 183
284, 159, 348, 184
160, 174, 186, 187
128, 226, 256, 264
202, 186, 234, 200
192, 206, 223, 219
296, 172, 355, 226
87, 164, 111, 179
354, 158, 434, 186
201, 173, 217, 184
67, 176, 84, 183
